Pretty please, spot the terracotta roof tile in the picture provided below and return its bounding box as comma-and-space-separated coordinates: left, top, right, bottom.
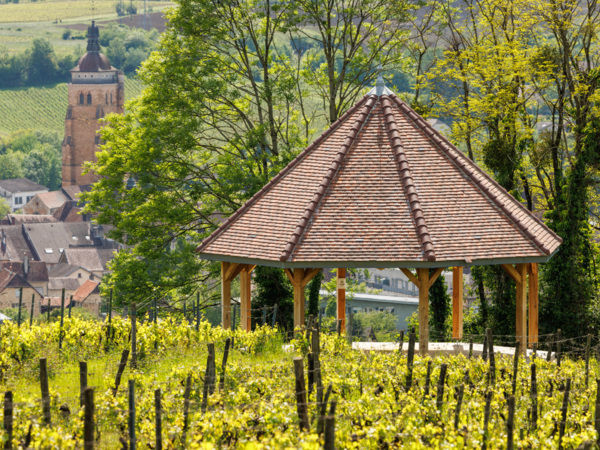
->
197, 92, 562, 268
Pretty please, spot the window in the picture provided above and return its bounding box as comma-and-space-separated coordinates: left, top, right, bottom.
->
26, 196, 31, 202
95, 136, 100, 145
105, 93, 108, 104
87, 93, 92, 104
14, 196, 22, 205
110, 93, 113, 104
79, 93, 84, 104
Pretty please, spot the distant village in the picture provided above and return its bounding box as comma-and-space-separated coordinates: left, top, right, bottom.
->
0, 22, 123, 318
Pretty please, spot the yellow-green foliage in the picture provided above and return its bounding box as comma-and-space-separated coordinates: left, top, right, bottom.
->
0, 317, 597, 448
0, 77, 143, 136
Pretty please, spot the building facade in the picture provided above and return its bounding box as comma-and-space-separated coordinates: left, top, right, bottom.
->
62, 21, 124, 187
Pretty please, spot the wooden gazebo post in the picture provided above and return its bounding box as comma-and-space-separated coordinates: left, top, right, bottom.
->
337, 268, 346, 332
452, 267, 464, 339
402, 267, 443, 355
285, 268, 321, 329
220, 262, 254, 331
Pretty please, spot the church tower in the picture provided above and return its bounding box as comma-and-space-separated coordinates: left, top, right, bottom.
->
62, 21, 124, 187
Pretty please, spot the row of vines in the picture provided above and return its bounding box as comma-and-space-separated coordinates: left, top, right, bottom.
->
0, 317, 599, 448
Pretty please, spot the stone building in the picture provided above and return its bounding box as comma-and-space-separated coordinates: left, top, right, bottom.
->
62, 21, 124, 187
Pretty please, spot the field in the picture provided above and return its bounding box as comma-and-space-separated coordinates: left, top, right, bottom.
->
0, 315, 598, 448
0, 77, 144, 136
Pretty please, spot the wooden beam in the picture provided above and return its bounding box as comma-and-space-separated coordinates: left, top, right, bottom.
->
223, 262, 244, 282
283, 268, 294, 285
452, 266, 463, 339
528, 263, 539, 345
221, 262, 231, 330
240, 266, 252, 331
400, 268, 419, 287
428, 268, 444, 289
337, 268, 346, 333
515, 263, 528, 352
501, 264, 521, 284
417, 268, 430, 355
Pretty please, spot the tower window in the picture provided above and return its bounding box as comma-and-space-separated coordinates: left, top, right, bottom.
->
105, 93, 108, 104
79, 93, 84, 104
110, 93, 113, 104
87, 93, 92, 104
95, 136, 100, 145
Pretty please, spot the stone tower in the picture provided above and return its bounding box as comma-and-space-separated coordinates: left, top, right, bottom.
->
62, 21, 124, 187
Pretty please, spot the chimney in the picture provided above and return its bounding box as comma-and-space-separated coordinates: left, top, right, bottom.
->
1, 230, 5, 254
24, 256, 29, 276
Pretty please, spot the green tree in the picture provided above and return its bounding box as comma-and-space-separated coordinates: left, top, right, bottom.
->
22, 144, 61, 190
0, 197, 10, 218
428, 272, 450, 341
252, 266, 293, 331
26, 39, 58, 85
0, 154, 23, 179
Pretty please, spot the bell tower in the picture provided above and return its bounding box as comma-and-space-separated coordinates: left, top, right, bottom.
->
62, 21, 124, 187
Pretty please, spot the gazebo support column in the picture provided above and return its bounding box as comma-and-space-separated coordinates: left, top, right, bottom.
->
417, 269, 430, 356
452, 266, 464, 339
528, 263, 539, 345
221, 262, 245, 330
337, 268, 346, 332
402, 267, 444, 355
239, 265, 255, 331
285, 268, 321, 329
501, 263, 529, 352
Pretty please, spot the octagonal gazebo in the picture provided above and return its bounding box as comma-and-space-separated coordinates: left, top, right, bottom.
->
196, 80, 561, 354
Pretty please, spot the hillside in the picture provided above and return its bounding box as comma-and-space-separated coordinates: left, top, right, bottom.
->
0, 77, 144, 136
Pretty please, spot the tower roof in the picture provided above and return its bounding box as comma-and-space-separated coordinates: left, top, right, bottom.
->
197, 88, 562, 269
74, 21, 112, 72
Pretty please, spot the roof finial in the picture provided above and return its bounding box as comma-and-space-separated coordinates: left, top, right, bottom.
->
369, 66, 392, 96
376, 66, 385, 96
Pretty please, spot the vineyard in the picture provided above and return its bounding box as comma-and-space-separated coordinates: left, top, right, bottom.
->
0, 78, 144, 136
0, 316, 599, 449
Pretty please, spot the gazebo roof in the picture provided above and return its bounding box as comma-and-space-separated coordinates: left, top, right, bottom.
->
197, 88, 561, 269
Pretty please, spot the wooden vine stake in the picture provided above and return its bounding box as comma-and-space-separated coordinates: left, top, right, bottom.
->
424, 360, 432, 398
585, 334, 591, 388
3, 391, 13, 450
595, 379, 600, 446
454, 384, 464, 429
512, 341, 520, 396
506, 395, 515, 450
83, 387, 94, 450
128, 380, 136, 450
531, 364, 538, 431
39, 358, 51, 426
317, 384, 333, 435
405, 329, 416, 391
29, 294, 34, 327
154, 389, 162, 450
182, 374, 191, 445
556, 329, 562, 367
482, 390, 493, 450
130, 303, 137, 369
112, 349, 129, 396
202, 345, 215, 413
558, 378, 571, 449
436, 363, 448, 412
219, 338, 231, 392
293, 357, 310, 431
79, 361, 88, 408
323, 400, 336, 450
486, 328, 495, 385
58, 288, 65, 350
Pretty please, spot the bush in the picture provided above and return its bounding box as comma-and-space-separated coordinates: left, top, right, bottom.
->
62, 29, 71, 40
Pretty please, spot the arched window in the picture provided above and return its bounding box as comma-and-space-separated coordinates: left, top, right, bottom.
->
79, 93, 84, 104
105, 93, 108, 104
87, 93, 92, 104
110, 93, 113, 104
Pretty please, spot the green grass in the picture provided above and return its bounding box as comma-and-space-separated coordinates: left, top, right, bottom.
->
0, 77, 144, 136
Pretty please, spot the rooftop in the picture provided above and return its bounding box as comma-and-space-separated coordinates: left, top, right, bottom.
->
198, 89, 561, 268
0, 178, 47, 194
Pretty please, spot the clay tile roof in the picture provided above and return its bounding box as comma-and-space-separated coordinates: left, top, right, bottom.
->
6, 214, 57, 225
197, 91, 562, 268
34, 191, 68, 211
72, 279, 100, 302
0, 178, 47, 193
